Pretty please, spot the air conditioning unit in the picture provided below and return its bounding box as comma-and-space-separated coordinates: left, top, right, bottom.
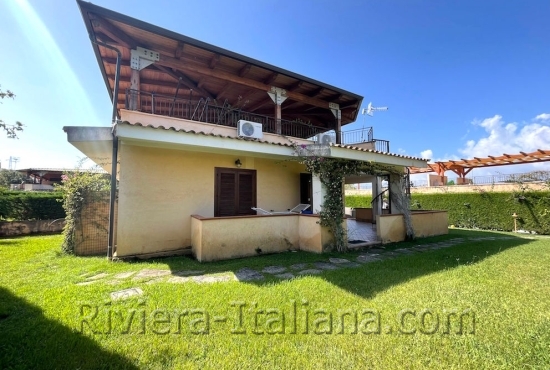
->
237, 120, 263, 139
316, 133, 336, 145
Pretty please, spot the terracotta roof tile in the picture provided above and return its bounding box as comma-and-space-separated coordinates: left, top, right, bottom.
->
118, 121, 427, 161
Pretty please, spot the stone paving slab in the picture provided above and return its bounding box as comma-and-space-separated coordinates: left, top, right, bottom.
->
110, 287, 143, 301
298, 269, 322, 275
113, 272, 136, 279
172, 270, 205, 277
329, 258, 350, 264
193, 275, 233, 283
168, 276, 192, 283
132, 269, 171, 280
274, 272, 295, 279
76, 280, 101, 286
314, 262, 340, 270
290, 263, 309, 271
357, 255, 381, 263
340, 262, 361, 268
235, 268, 265, 281
86, 273, 109, 281
394, 249, 416, 255
262, 266, 287, 274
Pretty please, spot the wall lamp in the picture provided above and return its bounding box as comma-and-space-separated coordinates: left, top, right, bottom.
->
235, 159, 242, 168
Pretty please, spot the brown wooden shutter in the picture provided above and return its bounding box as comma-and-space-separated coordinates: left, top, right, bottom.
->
215, 168, 256, 217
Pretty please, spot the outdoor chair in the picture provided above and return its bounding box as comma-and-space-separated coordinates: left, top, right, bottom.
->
252, 204, 311, 215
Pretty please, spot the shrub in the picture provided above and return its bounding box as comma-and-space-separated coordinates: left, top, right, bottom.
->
345, 190, 550, 234
0, 191, 65, 221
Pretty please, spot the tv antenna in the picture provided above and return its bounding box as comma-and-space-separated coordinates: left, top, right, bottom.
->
8, 156, 20, 170
362, 102, 388, 116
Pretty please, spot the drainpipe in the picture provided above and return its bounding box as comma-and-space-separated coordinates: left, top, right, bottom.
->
89, 37, 122, 260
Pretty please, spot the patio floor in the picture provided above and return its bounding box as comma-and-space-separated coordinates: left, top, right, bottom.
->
346, 218, 380, 247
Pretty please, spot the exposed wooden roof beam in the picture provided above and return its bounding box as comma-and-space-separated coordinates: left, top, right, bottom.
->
215, 82, 232, 100
247, 97, 272, 112
209, 54, 220, 69
264, 72, 278, 85
90, 15, 137, 49
287, 81, 304, 91
102, 58, 215, 99
155, 55, 333, 110
238, 64, 251, 77
175, 42, 185, 59
89, 21, 337, 111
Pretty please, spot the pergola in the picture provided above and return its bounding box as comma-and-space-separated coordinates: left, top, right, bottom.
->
78, 1, 363, 140
409, 149, 550, 182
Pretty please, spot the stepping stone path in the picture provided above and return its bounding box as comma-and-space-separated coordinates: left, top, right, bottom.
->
86, 273, 109, 281
193, 275, 233, 283
235, 268, 264, 281
73, 236, 513, 292
298, 269, 322, 275
314, 262, 340, 270
262, 266, 287, 274
329, 258, 350, 264
110, 287, 143, 301
290, 263, 309, 271
132, 269, 171, 280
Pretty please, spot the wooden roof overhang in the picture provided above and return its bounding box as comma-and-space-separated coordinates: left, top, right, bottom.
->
77, 1, 363, 137
409, 149, 550, 177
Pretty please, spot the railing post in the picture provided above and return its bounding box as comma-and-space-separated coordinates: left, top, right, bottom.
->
151, 93, 155, 115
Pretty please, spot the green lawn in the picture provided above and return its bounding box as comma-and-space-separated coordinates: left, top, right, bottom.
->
1, 230, 549, 369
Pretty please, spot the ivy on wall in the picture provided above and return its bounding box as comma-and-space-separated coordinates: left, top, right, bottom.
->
57, 167, 110, 254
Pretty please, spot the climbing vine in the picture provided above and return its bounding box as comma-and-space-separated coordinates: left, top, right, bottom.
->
57, 161, 110, 254
294, 143, 413, 251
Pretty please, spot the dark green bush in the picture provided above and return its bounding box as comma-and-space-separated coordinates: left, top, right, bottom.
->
0, 191, 65, 221
410, 191, 550, 234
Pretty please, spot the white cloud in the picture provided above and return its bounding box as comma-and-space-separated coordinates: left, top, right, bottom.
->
420, 149, 433, 160
535, 113, 550, 122
460, 114, 550, 158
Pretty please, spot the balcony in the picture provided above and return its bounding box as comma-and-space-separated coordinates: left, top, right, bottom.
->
124, 89, 390, 152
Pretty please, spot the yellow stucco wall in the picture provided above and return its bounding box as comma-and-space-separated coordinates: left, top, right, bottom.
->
376, 211, 448, 243
192, 214, 331, 262
115, 143, 306, 257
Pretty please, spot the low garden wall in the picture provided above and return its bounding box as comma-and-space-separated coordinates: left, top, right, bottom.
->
376, 210, 448, 243
191, 214, 334, 262
0, 219, 65, 237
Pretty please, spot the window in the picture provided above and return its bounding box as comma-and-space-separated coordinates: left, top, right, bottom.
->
214, 168, 256, 217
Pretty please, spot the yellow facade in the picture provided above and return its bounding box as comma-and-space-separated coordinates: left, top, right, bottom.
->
115, 143, 307, 257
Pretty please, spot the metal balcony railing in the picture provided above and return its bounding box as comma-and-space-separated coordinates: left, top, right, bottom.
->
125, 89, 324, 139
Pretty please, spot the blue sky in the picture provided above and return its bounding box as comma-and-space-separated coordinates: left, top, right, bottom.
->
1, 0, 549, 180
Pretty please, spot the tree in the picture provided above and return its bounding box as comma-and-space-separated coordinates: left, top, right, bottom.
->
1, 86, 24, 139
0, 169, 27, 189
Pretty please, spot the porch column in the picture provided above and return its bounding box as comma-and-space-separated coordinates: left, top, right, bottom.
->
267, 87, 287, 135
330, 103, 341, 144
311, 174, 326, 214
372, 176, 383, 222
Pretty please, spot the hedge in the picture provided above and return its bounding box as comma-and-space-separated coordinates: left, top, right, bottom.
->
345, 191, 550, 234
345, 194, 373, 208
0, 191, 65, 221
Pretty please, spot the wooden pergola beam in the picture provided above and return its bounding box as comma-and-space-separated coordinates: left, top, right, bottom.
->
209, 54, 220, 69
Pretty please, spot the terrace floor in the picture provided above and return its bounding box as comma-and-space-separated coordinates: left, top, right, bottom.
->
346, 218, 380, 247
